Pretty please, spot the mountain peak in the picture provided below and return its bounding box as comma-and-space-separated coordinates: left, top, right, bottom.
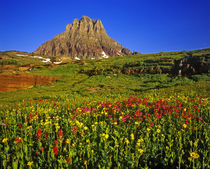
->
35, 16, 130, 59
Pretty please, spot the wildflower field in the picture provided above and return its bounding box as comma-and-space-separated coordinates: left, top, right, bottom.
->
0, 49, 209, 168
0, 95, 209, 169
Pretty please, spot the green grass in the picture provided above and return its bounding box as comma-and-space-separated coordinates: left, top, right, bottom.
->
0, 48, 209, 107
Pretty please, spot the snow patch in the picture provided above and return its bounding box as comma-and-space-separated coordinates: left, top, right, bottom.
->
31, 55, 51, 63
16, 54, 28, 56
42, 58, 51, 63
75, 57, 80, 60
54, 61, 62, 64
101, 51, 109, 58
32, 56, 44, 59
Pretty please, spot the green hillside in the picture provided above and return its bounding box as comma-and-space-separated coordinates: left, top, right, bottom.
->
0, 48, 209, 106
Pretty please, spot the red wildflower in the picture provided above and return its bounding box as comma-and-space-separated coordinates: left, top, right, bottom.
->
45, 133, 48, 140
66, 158, 70, 163
189, 114, 193, 119
156, 114, 161, 120
72, 126, 79, 135
54, 140, 58, 145
15, 137, 22, 144
18, 123, 22, 128
194, 105, 198, 109
53, 146, 58, 155
41, 147, 44, 152
198, 98, 202, 104
29, 113, 33, 121
58, 129, 63, 139
150, 122, 153, 127
198, 117, 202, 121
36, 129, 42, 140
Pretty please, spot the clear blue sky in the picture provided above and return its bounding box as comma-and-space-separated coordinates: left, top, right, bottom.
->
0, 0, 210, 54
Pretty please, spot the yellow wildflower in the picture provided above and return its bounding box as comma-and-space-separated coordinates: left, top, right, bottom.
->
27, 161, 33, 166
84, 160, 87, 165
105, 134, 109, 139
27, 126, 32, 129
65, 139, 69, 144
166, 146, 169, 150
183, 124, 187, 129
125, 138, 130, 144
130, 133, 134, 140
86, 139, 90, 143
84, 126, 88, 130
190, 152, 200, 159
147, 128, 151, 132
157, 129, 161, 133
138, 149, 144, 154
2, 138, 8, 143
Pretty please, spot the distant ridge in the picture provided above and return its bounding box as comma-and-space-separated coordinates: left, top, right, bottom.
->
35, 16, 132, 60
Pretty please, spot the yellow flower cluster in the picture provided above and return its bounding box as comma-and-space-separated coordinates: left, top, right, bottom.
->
190, 152, 200, 159
27, 161, 33, 166
130, 133, 134, 140
138, 149, 144, 154
125, 138, 130, 144
136, 138, 144, 147
100, 133, 109, 139
2, 138, 8, 143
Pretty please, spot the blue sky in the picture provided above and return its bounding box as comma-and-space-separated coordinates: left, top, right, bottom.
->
0, 0, 210, 54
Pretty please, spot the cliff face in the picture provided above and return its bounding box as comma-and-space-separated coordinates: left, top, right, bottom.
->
171, 55, 209, 76
34, 16, 128, 59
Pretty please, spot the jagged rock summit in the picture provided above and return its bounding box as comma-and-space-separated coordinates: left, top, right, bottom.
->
35, 16, 130, 60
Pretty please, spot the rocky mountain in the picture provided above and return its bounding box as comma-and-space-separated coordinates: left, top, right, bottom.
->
34, 16, 132, 60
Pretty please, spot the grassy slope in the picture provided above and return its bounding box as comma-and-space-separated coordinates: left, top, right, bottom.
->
0, 48, 209, 108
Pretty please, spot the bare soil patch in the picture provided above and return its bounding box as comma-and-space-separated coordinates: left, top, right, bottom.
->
0, 74, 59, 92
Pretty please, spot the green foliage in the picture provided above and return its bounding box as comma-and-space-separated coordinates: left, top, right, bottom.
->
0, 60, 18, 65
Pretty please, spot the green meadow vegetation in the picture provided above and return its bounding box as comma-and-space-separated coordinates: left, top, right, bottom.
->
0, 48, 209, 106
0, 48, 209, 168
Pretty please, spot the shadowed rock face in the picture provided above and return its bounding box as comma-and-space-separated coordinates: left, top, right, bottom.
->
35, 16, 129, 59
171, 55, 209, 76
